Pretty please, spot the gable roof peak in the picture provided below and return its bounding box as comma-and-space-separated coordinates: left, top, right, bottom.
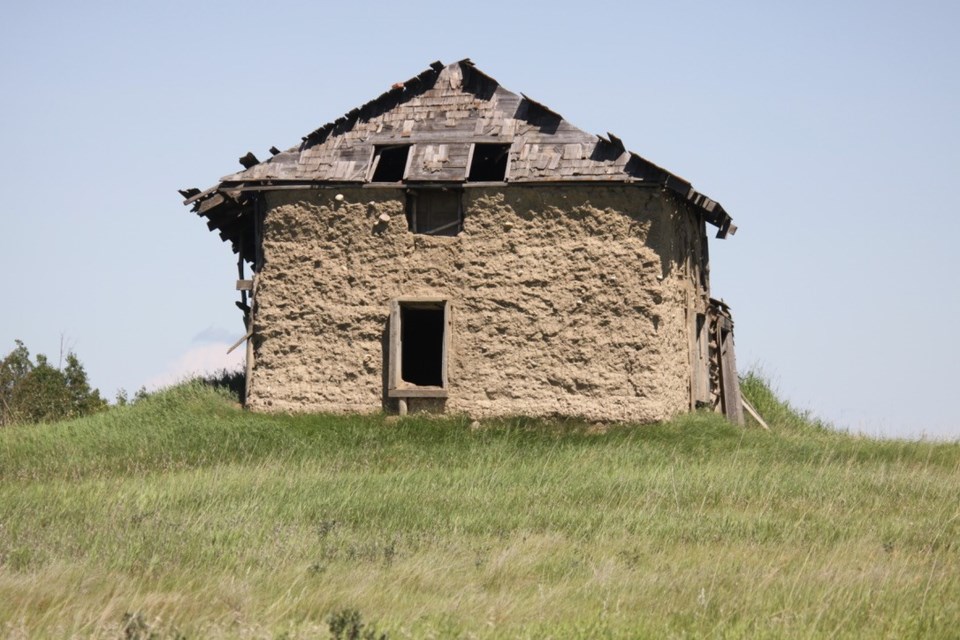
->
183, 58, 736, 258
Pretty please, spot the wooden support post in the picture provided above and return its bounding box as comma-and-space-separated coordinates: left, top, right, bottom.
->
244, 331, 254, 402
244, 195, 265, 407
244, 278, 255, 406
687, 309, 693, 411
398, 398, 408, 416
719, 328, 744, 426
237, 249, 247, 307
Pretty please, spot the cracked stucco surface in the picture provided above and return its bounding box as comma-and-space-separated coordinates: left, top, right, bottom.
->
247, 185, 708, 422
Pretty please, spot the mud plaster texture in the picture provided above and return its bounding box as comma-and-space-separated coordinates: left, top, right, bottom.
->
248, 184, 710, 422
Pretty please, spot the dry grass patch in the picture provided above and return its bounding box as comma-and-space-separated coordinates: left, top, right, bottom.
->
0, 380, 958, 638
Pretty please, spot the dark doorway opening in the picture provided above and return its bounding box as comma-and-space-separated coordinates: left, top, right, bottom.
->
400, 305, 444, 386
371, 145, 411, 182
468, 143, 510, 181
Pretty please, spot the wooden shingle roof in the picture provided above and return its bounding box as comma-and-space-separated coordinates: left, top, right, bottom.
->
182, 59, 735, 260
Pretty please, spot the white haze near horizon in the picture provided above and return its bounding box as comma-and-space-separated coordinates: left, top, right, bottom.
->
1, 0, 957, 440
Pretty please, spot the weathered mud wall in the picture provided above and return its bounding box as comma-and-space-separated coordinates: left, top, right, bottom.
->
248, 184, 709, 422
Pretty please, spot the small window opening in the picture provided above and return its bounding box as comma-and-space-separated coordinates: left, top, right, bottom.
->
468, 143, 510, 181
406, 189, 462, 236
370, 145, 410, 182
400, 304, 445, 386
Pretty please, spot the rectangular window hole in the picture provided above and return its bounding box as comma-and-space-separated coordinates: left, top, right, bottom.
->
406, 189, 462, 236
400, 304, 445, 386
370, 145, 410, 182
468, 143, 510, 181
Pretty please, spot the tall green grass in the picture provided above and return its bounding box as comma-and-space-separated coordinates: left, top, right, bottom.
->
0, 380, 957, 638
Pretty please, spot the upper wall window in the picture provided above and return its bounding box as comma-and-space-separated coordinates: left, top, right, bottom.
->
467, 143, 510, 182
369, 145, 411, 182
406, 189, 462, 236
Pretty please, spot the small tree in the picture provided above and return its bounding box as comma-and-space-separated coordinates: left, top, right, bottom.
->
0, 341, 107, 426
64, 353, 105, 416
0, 341, 32, 425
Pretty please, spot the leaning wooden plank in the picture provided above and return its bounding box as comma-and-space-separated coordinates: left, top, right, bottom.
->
226, 329, 253, 355
183, 185, 218, 205
741, 394, 771, 430
719, 330, 744, 425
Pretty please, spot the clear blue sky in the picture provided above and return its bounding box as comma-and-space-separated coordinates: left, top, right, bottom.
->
2, 0, 957, 439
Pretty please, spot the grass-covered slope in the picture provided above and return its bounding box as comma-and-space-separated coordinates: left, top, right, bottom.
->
1, 380, 958, 638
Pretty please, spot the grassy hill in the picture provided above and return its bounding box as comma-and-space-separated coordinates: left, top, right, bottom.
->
1, 378, 958, 638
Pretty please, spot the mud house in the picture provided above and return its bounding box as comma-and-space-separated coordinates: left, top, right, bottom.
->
181, 59, 743, 424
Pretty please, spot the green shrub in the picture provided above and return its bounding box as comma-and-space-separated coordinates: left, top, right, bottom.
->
740, 369, 828, 431
0, 340, 107, 426
327, 608, 387, 640
199, 367, 245, 403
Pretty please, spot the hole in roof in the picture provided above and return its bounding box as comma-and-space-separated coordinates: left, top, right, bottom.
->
468, 144, 510, 182
370, 145, 410, 182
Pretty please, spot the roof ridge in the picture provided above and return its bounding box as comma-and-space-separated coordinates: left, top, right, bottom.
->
182, 58, 736, 257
